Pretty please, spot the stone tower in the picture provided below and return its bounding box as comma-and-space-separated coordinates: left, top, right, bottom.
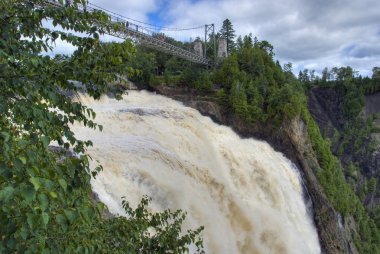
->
193, 40, 203, 57
217, 37, 227, 58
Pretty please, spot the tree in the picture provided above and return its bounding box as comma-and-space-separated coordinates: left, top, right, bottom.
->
236, 35, 243, 50
129, 47, 157, 85
331, 66, 356, 81
219, 18, 236, 54
298, 69, 310, 83
283, 62, 293, 73
372, 67, 380, 80
242, 33, 253, 49
322, 67, 330, 82
0, 0, 204, 253
212, 54, 241, 90
230, 81, 249, 118
256, 40, 274, 58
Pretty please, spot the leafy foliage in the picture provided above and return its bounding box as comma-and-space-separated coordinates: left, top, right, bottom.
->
0, 0, 204, 253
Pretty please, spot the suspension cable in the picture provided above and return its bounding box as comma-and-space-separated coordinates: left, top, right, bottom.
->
87, 2, 204, 31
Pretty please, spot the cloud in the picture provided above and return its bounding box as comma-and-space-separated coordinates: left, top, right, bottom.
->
45, 0, 380, 76
47, 38, 78, 56
156, 0, 380, 75
90, 0, 159, 23
344, 43, 380, 58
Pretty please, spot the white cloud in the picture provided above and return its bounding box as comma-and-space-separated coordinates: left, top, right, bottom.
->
90, 0, 159, 23
48, 38, 78, 56
159, 0, 380, 75
44, 0, 380, 76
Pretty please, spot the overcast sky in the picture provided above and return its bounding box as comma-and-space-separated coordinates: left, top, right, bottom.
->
57, 0, 380, 76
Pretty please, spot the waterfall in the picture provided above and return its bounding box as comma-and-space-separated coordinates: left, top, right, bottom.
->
72, 90, 321, 254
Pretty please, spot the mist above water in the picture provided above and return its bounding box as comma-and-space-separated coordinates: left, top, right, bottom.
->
72, 90, 321, 254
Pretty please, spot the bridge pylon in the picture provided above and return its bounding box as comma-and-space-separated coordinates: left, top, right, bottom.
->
204, 24, 216, 64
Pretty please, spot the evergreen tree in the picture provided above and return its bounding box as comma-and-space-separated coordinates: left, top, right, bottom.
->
219, 19, 236, 54
322, 67, 330, 82
236, 35, 243, 50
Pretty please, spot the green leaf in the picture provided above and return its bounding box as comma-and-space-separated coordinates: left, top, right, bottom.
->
49, 191, 58, 199
0, 186, 15, 202
38, 193, 49, 211
43, 179, 55, 191
18, 156, 27, 165
51, 31, 58, 40
58, 178, 67, 191
30, 177, 41, 191
19, 226, 29, 240
56, 214, 68, 231
64, 210, 78, 224
31, 58, 38, 67
41, 212, 49, 227
27, 213, 38, 230
20, 185, 36, 204
41, 136, 50, 148
0, 131, 10, 142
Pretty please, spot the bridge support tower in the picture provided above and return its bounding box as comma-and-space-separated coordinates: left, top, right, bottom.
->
194, 39, 204, 57
217, 37, 227, 58
204, 24, 216, 63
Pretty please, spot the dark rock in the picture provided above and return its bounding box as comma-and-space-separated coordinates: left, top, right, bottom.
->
307, 87, 345, 136
48, 145, 77, 163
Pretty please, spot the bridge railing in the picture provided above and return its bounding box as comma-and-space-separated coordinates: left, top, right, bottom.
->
43, 0, 210, 65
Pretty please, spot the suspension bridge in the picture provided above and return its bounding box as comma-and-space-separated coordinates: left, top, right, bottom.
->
43, 0, 222, 65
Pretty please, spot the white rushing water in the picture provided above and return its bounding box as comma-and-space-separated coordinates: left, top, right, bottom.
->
72, 90, 321, 254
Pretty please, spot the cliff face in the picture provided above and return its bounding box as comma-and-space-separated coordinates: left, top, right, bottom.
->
364, 92, 380, 169
153, 85, 356, 254
307, 87, 345, 137
364, 91, 380, 126
309, 88, 380, 198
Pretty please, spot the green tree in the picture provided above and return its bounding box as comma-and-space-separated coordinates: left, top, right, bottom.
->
236, 35, 243, 50
219, 19, 236, 54
372, 67, 380, 80
195, 71, 213, 91
0, 0, 204, 253
256, 40, 274, 58
129, 47, 157, 86
212, 53, 241, 90
368, 178, 378, 194
229, 81, 249, 117
321, 67, 330, 82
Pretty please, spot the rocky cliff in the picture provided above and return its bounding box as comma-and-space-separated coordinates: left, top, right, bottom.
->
364, 91, 380, 160
309, 87, 380, 204
152, 85, 357, 254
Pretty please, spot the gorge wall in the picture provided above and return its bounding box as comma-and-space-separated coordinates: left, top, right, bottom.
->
309, 88, 380, 200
